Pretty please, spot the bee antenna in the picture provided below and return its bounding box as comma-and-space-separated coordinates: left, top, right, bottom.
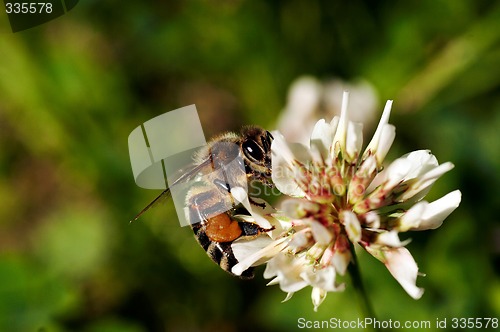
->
129, 159, 209, 223
130, 189, 169, 223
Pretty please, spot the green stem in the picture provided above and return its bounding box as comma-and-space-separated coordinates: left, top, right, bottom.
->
348, 243, 379, 331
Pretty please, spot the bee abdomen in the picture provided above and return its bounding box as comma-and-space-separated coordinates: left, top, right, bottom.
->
191, 222, 254, 279
191, 222, 211, 251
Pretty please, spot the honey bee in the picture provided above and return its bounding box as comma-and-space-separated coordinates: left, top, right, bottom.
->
133, 126, 274, 278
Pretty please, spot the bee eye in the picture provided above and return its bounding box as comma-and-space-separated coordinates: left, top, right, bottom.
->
243, 140, 264, 162
262, 131, 273, 151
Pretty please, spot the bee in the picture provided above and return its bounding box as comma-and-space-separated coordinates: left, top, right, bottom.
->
133, 126, 274, 278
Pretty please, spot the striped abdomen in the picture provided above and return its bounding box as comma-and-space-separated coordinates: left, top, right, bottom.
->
187, 186, 266, 279
190, 221, 255, 279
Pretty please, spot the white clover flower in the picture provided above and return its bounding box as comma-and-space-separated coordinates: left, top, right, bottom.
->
232, 91, 461, 311
277, 76, 379, 146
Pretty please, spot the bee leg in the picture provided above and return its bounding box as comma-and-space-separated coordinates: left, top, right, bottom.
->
248, 196, 267, 209
239, 221, 275, 237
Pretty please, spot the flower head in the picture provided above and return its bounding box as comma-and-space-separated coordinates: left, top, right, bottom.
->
232, 91, 461, 311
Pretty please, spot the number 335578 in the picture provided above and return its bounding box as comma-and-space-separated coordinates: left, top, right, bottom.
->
5, 2, 53, 14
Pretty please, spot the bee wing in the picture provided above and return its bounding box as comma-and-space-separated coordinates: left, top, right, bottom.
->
131, 158, 213, 222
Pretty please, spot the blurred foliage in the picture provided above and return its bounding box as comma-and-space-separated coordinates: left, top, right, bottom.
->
0, 0, 499, 331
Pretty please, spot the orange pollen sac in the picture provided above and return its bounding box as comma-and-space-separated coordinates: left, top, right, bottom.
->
205, 214, 242, 243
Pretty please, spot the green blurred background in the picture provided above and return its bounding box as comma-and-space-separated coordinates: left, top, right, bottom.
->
0, 1, 499, 331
